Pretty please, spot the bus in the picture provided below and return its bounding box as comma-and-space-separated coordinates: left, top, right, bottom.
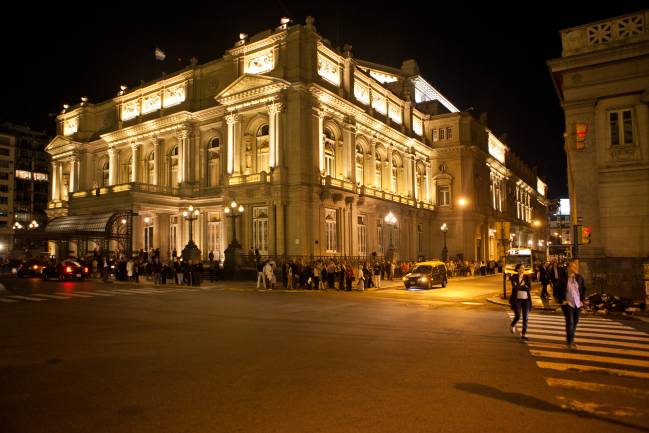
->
504, 248, 546, 280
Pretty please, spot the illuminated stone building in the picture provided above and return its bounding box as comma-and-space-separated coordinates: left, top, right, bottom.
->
46, 17, 546, 263
549, 9, 649, 297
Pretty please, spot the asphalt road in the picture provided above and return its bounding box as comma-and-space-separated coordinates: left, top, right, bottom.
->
1, 276, 648, 433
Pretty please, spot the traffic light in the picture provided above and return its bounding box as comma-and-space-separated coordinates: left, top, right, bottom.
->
575, 123, 588, 150
582, 226, 591, 244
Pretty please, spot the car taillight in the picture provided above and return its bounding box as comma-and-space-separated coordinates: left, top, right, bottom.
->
83, 267, 88, 273
65, 266, 73, 273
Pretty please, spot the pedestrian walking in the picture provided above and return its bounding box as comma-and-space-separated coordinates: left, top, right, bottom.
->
539, 261, 550, 300
509, 263, 532, 340
554, 259, 587, 350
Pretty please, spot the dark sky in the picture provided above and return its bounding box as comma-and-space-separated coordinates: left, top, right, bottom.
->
2, 2, 642, 197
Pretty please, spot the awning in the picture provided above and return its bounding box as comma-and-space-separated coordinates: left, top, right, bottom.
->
45, 213, 116, 234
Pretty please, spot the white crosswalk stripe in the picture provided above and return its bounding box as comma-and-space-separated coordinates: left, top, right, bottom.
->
0, 285, 211, 304
508, 311, 649, 419
507, 311, 649, 380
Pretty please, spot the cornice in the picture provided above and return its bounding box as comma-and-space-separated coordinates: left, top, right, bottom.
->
228, 31, 288, 56
101, 112, 194, 145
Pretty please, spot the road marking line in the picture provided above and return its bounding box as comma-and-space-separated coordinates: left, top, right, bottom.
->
528, 342, 649, 358
522, 329, 649, 342
108, 290, 138, 295
536, 361, 649, 379
73, 291, 114, 297
33, 294, 72, 300
556, 396, 648, 418
529, 349, 649, 368
93, 290, 120, 295
123, 289, 160, 294
523, 333, 649, 350
515, 319, 634, 330
7, 295, 47, 302
0, 297, 19, 303
58, 292, 94, 298
546, 377, 649, 396
507, 314, 630, 328
520, 323, 646, 336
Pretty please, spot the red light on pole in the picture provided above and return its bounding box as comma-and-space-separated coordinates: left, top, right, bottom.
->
575, 123, 588, 150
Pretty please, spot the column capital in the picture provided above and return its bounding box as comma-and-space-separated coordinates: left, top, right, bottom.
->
267, 102, 283, 115
107, 146, 116, 156
130, 140, 141, 150
225, 112, 240, 124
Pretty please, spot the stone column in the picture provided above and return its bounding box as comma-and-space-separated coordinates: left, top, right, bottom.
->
108, 146, 117, 186
425, 162, 431, 203
317, 111, 325, 174
69, 155, 78, 193
152, 138, 160, 185
51, 161, 59, 201
406, 153, 414, 198
342, 121, 355, 180
130, 142, 140, 183
267, 102, 282, 169
369, 140, 377, 187
226, 113, 239, 174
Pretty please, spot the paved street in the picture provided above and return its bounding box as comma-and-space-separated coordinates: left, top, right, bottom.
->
1, 275, 648, 433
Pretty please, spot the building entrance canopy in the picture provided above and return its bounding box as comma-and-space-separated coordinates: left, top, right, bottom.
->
42, 211, 133, 256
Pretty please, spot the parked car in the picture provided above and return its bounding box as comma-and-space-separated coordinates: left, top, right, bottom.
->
17, 260, 48, 277
41, 261, 89, 281
403, 261, 448, 289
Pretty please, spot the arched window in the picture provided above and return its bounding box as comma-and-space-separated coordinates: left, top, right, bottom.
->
208, 137, 221, 187
127, 155, 133, 183
102, 162, 109, 187
256, 125, 269, 173
375, 151, 383, 188
147, 152, 155, 184
324, 127, 336, 178
416, 163, 426, 201
170, 146, 179, 186
391, 154, 401, 193
355, 144, 364, 185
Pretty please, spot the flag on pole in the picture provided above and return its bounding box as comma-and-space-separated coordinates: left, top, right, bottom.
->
155, 47, 166, 61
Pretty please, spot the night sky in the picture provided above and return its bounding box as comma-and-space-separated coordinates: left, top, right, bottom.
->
2, 2, 642, 197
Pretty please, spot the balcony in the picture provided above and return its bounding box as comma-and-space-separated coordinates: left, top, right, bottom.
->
227, 171, 269, 186
68, 182, 223, 200
320, 175, 431, 209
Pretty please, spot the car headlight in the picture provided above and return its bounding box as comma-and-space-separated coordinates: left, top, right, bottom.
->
421, 277, 428, 282
402, 276, 407, 281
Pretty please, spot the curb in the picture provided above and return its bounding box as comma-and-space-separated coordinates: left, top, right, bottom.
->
486, 296, 559, 311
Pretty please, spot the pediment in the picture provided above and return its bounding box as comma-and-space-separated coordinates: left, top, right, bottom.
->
45, 135, 75, 152
215, 74, 290, 104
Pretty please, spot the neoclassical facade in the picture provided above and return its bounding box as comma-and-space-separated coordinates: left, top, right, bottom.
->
46, 17, 546, 262
549, 10, 649, 297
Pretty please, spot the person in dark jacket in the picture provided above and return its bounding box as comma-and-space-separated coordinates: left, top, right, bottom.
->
509, 263, 532, 340
539, 261, 550, 300
553, 259, 586, 350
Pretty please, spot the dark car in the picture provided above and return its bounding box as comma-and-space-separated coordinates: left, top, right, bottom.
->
41, 261, 89, 281
17, 260, 48, 277
403, 261, 448, 289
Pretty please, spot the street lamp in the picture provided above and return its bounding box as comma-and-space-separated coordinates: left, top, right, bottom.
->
441, 223, 448, 262
181, 204, 201, 262
223, 200, 245, 275
384, 211, 397, 262
28, 220, 39, 229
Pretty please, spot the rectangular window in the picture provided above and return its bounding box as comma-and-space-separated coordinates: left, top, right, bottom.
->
377, 223, 383, 255
0, 173, 7, 180
0, 148, 9, 156
0, 197, 7, 204
609, 109, 634, 146
446, 128, 452, 140
439, 128, 445, 140
0, 185, 8, 192
0, 161, 10, 168
437, 185, 450, 206
357, 215, 367, 256
417, 224, 423, 253
432, 129, 438, 142
208, 219, 221, 261
169, 216, 178, 255
253, 207, 269, 255
144, 225, 154, 252
325, 208, 337, 253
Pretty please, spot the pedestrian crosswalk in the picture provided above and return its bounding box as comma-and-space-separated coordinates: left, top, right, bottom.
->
0, 286, 210, 304
508, 311, 649, 418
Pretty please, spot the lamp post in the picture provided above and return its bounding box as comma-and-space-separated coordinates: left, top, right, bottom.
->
384, 211, 397, 263
181, 205, 201, 262
224, 200, 245, 276
440, 223, 448, 262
